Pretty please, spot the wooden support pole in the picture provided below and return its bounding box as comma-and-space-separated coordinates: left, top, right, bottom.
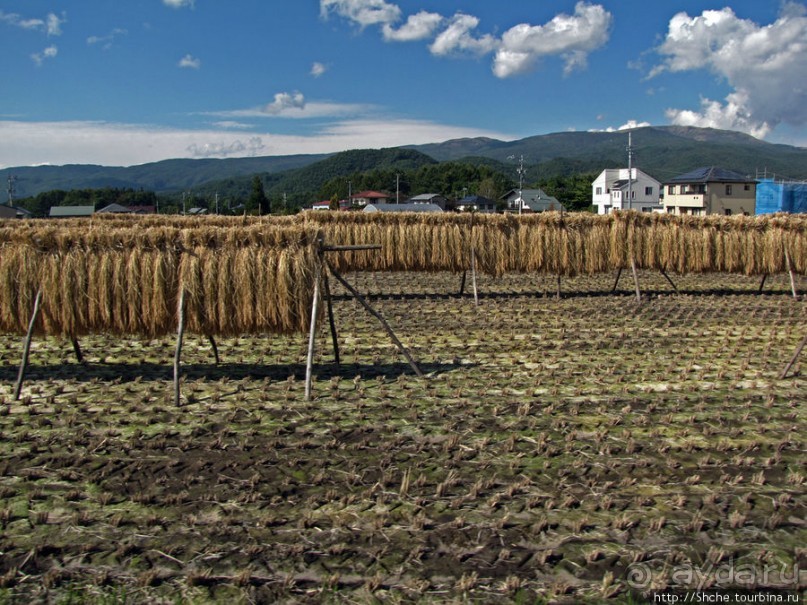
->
71, 337, 85, 364
611, 268, 623, 293
174, 289, 186, 407
470, 244, 479, 306
630, 258, 641, 302
784, 247, 798, 299
304, 261, 323, 402
556, 275, 562, 300
322, 244, 382, 252
469, 217, 478, 306
322, 270, 340, 366
326, 259, 424, 378
659, 268, 679, 293
758, 274, 768, 294
458, 271, 467, 296
14, 289, 43, 401
780, 333, 807, 380
207, 335, 220, 365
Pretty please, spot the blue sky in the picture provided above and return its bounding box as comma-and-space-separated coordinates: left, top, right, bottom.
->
1, 0, 806, 167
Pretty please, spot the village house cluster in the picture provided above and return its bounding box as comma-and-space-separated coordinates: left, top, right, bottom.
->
3, 166, 805, 220
313, 167, 807, 217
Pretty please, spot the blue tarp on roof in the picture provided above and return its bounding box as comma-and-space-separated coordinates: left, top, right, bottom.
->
756, 179, 807, 214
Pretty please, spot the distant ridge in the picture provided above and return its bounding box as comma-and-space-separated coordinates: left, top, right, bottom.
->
406, 126, 807, 181
2, 126, 806, 200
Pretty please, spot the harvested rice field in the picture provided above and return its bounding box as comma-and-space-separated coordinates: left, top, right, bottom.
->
0, 270, 804, 604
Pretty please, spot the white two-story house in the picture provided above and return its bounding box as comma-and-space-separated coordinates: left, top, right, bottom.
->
592, 168, 662, 215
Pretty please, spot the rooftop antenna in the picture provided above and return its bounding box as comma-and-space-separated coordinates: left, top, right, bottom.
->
7, 175, 17, 207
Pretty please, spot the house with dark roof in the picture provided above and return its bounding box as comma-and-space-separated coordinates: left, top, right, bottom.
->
663, 167, 756, 216
455, 195, 498, 213
97, 203, 134, 214
501, 189, 564, 213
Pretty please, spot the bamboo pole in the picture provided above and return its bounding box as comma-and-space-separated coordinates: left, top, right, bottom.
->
207, 335, 220, 365
470, 245, 479, 306
659, 268, 679, 293
322, 244, 382, 252
784, 247, 798, 299
780, 333, 807, 379
174, 289, 186, 407
71, 337, 85, 364
611, 268, 623, 293
630, 258, 641, 302
304, 261, 323, 402
322, 270, 340, 366
470, 215, 478, 305
14, 289, 43, 401
325, 258, 424, 378
758, 274, 768, 294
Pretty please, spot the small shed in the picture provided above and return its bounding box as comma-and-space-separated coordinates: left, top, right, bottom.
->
0, 206, 42, 219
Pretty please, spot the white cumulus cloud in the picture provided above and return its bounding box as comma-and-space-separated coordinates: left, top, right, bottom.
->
320, 0, 401, 28
1, 10, 64, 36
163, 0, 195, 8
651, 3, 807, 139
493, 2, 613, 78
311, 62, 327, 77
383, 10, 443, 42
178, 54, 201, 69
589, 119, 652, 133
31, 45, 58, 66
262, 92, 307, 115
429, 13, 497, 56
320, 0, 612, 79
46, 12, 64, 36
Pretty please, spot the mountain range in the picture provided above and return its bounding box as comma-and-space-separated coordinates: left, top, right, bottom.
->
2, 126, 805, 201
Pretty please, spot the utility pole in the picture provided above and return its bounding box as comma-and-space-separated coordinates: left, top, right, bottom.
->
7, 175, 17, 206
627, 132, 634, 212
516, 155, 525, 215
396, 174, 400, 204
214, 192, 219, 214
507, 155, 526, 214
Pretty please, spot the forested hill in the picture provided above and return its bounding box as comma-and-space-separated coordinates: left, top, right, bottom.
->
408, 126, 807, 182
1, 154, 329, 199
3, 126, 806, 203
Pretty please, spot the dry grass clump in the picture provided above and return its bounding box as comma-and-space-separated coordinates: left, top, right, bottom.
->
305, 210, 807, 278
0, 211, 804, 337
0, 222, 319, 337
